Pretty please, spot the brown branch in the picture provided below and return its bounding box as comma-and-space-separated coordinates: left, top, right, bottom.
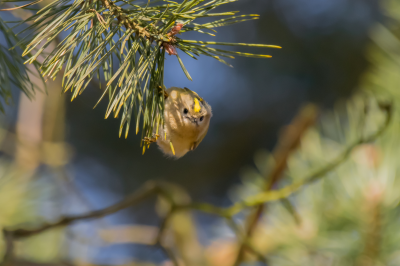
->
0, 0, 44, 11
1, 229, 15, 266
96, 0, 179, 50
2, 182, 178, 266
155, 209, 173, 245
153, 206, 179, 266
233, 104, 318, 266
225, 217, 267, 265
1, 4, 33, 21
159, 245, 179, 266
3, 181, 164, 239
99, 0, 151, 38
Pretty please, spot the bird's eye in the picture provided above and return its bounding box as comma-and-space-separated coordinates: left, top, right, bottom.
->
200, 116, 204, 122
183, 108, 189, 114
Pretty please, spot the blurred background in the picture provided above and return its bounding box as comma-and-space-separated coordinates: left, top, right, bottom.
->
2, 0, 400, 265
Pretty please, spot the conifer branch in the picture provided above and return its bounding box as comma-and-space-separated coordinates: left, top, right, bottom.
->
1, 0, 281, 144
0, 16, 42, 112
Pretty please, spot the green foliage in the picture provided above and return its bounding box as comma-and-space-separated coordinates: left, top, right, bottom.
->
229, 96, 395, 266
0, 16, 40, 112
7, 0, 280, 142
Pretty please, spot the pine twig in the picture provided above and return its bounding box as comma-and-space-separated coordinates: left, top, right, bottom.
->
0, 0, 44, 11
233, 104, 318, 266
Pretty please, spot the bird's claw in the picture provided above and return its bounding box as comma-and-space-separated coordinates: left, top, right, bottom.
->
142, 134, 160, 145
158, 86, 169, 99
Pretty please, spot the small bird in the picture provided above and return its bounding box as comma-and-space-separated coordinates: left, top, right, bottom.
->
156, 87, 212, 158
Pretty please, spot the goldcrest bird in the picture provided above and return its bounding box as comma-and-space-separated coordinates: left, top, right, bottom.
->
156, 87, 212, 158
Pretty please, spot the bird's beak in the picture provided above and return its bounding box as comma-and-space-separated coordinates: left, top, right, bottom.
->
192, 118, 198, 125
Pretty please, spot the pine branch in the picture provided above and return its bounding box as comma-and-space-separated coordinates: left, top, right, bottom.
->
1, 0, 281, 144
0, 16, 42, 112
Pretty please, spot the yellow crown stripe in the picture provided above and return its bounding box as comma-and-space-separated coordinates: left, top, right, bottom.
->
194, 98, 201, 113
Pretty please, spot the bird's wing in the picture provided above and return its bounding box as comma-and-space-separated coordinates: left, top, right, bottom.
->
191, 126, 209, 150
